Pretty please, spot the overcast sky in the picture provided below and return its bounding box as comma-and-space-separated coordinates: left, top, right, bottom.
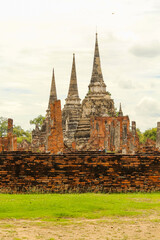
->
0, 0, 160, 132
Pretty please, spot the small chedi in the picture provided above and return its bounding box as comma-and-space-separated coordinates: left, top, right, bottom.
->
31, 70, 64, 154
62, 54, 81, 147
31, 33, 139, 154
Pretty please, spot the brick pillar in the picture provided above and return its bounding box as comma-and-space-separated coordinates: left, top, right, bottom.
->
156, 122, 160, 149
13, 137, 17, 151
132, 121, 136, 136
0, 138, 2, 152
8, 118, 13, 134
45, 109, 51, 151
7, 118, 17, 151
122, 118, 130, 154
7, 118, 13, 151
131, 121, 137, 153
48, 100, 64, 154
115, 121, 120, 152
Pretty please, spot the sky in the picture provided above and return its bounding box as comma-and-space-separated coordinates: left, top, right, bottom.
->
0, 0, 160, 132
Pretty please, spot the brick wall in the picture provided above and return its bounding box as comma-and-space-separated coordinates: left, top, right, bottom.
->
89, 116, 139, 154
0, 151, 159, 193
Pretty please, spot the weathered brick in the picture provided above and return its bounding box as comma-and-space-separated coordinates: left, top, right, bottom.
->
0, 151, 159, 193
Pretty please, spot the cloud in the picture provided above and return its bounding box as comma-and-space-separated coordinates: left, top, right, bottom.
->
0, 100, 22, 114
135, 97, 160, 117
125, 96, 160, 131
118, 79, 136, 89
130, 41, 160, 58
19, 48, 43, 56
2, 87, 32, 95
154, 75, 160, 78
109, 74, 139, 90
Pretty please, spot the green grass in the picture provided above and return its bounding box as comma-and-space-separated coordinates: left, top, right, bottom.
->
0, 193, 159, 221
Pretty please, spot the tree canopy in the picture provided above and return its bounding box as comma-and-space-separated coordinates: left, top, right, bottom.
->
137, 127, 157, 143
143, 128, 157, 142
13, 126, 31, 143
30, 115, 45, 128
0, 117, 8, 137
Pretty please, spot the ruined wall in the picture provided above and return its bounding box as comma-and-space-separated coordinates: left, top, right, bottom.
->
0, 151, 159, 193
31, 122, 48, 152
138, 138, 156, 154
18, 140, 31, 151
89, 116, 139, 153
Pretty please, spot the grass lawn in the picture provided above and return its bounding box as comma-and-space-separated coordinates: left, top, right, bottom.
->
0, 193, 159, 221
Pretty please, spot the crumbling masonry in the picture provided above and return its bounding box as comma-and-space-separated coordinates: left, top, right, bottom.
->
32, 33, 139, 153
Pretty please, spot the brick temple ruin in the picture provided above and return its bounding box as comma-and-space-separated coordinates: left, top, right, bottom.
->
31, 33, 140, 154
1, 33, 160, 154
0, 34, 160, 193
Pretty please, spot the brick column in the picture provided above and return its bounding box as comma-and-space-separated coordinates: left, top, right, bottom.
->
156, 122, 160, 149
7, 119, 13, 151
48, 100, 64, 154
7, 118, 17, 151
132, 121, 136, 136
7, 118, 13, 134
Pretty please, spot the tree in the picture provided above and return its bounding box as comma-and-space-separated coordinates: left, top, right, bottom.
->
137, 127, 157, 143
0, 117, 8, 137
13, 125, 32, 143
136, 128, 145, 143
143, 128, 157, 142
30, 115, 45, 128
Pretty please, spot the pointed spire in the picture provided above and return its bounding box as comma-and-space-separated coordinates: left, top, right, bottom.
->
90, 33, 104, 84
118, 103, 123, 117
67, 53, 79, 98
48, 68, 57, 108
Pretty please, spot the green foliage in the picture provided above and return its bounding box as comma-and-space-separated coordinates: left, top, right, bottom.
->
136, 128, 144, 143
30, 115, 45, 128
137, 127, 157, 143
143, 128, 157, 142
13, 126, 31, 143
114, 107, 119, 117
0, 117, 8, 137
0, 193, 159, 220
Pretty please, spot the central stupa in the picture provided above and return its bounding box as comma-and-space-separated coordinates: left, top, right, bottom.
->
74, 33, 115, 149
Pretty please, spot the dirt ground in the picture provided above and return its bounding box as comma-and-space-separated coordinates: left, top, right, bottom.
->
0, 216, 159, 240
